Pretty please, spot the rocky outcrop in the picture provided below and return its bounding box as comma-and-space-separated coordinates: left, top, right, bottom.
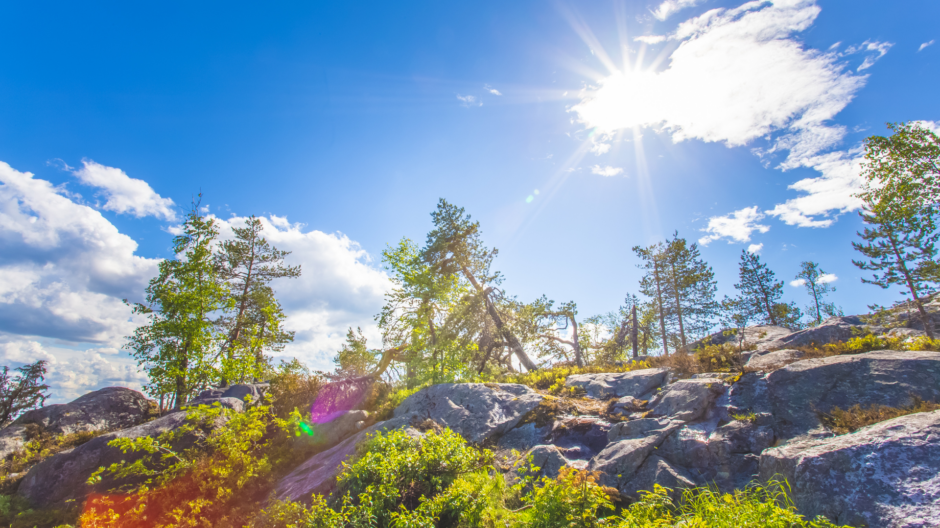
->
766, 350, 940, 442
16, 411, 198, 508
649, 378, 725, 421
691, 325, 794, 352
564, 368, 670, 399
0, 387, 155, 460
589, 418, 682, 489
762, 316, 884, 351
744, 349, 805, 372
621, 455, 695, 502
392, 383, 543, 443
185, 383, 269, 411
760, 410, 940, 528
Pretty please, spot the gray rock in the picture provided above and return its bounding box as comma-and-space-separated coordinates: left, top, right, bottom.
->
0, 425, 29, 460
608, 395, 646, 417
589, 420, 682, 489
545, 417, 611, 461
886, 327, 926, 339
762, 316, 879, 351
392, 383, 542, 443
650, 379, 726, 421
496, 422, 549, 454
13, 387, 154, 436
759, 410, 940, 528
275, 415, 418, 502
305, 410, 370, 448
16, 410, 205, 508
517, 445, 569, 480
766, 350, 940, 442
727, 372, 772, 416
691, 325, 794, 352
657, 420, 767, 491
621, 455, 696, 502
564, 368, 670, 400
186, 383, 268, 409
745, 349, 805, 372
608, 418, 676, 442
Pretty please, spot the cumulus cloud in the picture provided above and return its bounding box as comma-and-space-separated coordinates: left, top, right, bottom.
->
590, 141, 611, 155
651, 0, 707, 21
484, 84, 503, 96
790, 273, 836, 288
747, 243, 763, 254
919, 40, 935, 52
73, 160, 177, 221
766, 149, 864, 227
590, 165, 624, 177
698, 206, 770, 245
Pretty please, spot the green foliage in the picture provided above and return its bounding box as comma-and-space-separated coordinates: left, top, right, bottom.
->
81, 398, 299, 528
794, 262, 841, 326
491, 362, 649, 394
0, 360, 49, 427
267, 358, 324, 419
0, 424, 105, 494
731, 412, 758, 423
861, 121, 940, 211
693, 342, 743, 373
519, 467, 615, 528
734, 250, 801, 329
0, 493, 77, 528
333, 327, 380, 379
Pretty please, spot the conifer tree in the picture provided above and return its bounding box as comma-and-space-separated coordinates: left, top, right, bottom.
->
795, 261, 841, 326
662, 233, 719, 349
634, 243, 670, 355
0, 360, 49, 426
215, 216, 300, 383
734, 250, 801, 327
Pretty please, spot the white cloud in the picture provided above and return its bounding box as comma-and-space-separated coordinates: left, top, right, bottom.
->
73, 160, 177, 221
747, 243, 763, 254
789, 273, 836, 288
590, 165, 624, 177
634, 35, 667, 44
790, 278, 806, 287
457, 94, 481, 107
698, 206, 770, 245
845, 40, 893, 71
484, 84, 503, 96
652, 0, 707, 21
590, 141, 611, 155
211, 216, 391, 371
919, 40, 935, 52
570, 0, 882, 229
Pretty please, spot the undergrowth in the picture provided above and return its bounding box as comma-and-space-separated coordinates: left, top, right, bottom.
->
819, 395, 940, 434
488, 362, 650, 395
796, 334, 940, 359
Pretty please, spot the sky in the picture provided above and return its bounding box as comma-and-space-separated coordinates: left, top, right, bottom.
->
1, 0, 938, 402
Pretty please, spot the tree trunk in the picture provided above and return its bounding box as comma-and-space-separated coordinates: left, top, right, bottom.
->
460, 264, 539, 370
888, 233, 934, 338
631, 305, 639, 359
669, 261, 687, 349
653, 261, 669, 355
569, 314, 583, 367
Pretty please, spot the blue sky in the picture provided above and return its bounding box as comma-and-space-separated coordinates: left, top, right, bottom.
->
1, 0, 937, 401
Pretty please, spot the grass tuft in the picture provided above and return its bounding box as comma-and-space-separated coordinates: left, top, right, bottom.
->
819, 395, 940, 435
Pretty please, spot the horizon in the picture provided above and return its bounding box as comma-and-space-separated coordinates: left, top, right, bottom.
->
1, 0, 938, 403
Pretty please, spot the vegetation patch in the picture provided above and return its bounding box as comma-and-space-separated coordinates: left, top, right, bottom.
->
819, 396, 940, 435
795, 334, 940, 360
0, 424, 107, 495
490, 362, 650, 394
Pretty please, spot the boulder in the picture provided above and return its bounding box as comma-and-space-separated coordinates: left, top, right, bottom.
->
589, 419, 682, 489
657, 420, 768, 491
766, 350, 940, 442
745, 349, 805, 372
759, 410, 940, 528
517, 445, 569, 480
392, 383, 542, 443
649, 379, 726, 422
691, 325, 794, 352
0, 425, 29, 461
186, 383, 268, 409
564, 369, 670, 400
496, 422, 550, 454
16, 410, 203, 508
608, 417, 676, 442
305, 410, 371, 448
545, 417, 610, 461
13, 387, 154, 436
727, 372, 772, 416
608, 395, 647, 417
620, 455, 696, 502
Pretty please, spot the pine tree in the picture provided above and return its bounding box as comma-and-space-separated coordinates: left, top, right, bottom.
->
0, 360, 49, 426
333, 327, 379, 379
734, 250, 795, 327
634, 243, 670, 355
215, 216, 300, 383
662, 233, 719, 349
795, 261, 841, 326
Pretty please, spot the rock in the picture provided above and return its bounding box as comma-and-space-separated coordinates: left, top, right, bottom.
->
545, 417, 610, 461
564, 369, 670, 400
657, 420, 768, 491
517, 445, 569, 480
0, 425, 28, 460
275, 415, 419, 502
886, 327, 926, 339
727, 372, 772, 416
650, 379, 726, 422
186, 383, 268, 409
608, 417, 676, 442
589, 420, 682, 489
620, 455, 696, 502
392, 383, 542, 443
608, 396, 647, 417
496, 422, 549, 454
759, 410, 940, 527
184, 397, 245, 412
766, 350, 940, 442
745, 349, 805, 372
13, 387, 154, 436
306, 410, 370, 448
691, 325, 794, 352
763, 316, 882, 351
16, 411, 205, 508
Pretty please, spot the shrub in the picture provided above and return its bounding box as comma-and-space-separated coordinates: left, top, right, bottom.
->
267, 359, 324, 419
819, 395, 940, 435
491, 363, 650, 394
798, 334, 940, 359
516, 467, 615, 528
0, 424, 105, 495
